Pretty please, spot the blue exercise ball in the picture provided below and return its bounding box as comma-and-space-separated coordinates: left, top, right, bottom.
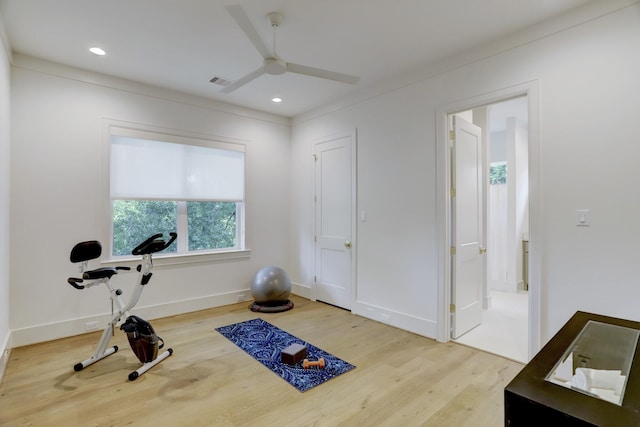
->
251, 266, 291, 303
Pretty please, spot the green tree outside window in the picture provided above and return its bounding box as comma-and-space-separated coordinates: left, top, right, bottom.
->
490, 164, 507, 185
112, 200, 237, 256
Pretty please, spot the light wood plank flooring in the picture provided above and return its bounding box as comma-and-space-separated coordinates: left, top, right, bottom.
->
0, 296, 523, 426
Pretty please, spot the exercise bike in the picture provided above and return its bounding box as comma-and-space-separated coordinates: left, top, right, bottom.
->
67, 232, 177, 381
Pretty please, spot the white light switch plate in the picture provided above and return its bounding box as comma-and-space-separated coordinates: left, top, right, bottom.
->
576, 209, 590, 226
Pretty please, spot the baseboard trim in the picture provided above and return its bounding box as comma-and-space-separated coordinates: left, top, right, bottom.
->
352, 301, 437, 339
291, 282, 311, 300
8, 286, 436, 348
0, 331, 11, 386
291, 284, 436, 339
10, 290, 253, 348
484, 294, 493, 310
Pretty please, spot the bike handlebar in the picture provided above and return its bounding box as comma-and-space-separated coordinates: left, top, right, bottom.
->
68, 277, 85, 290
131, 232, 177, 256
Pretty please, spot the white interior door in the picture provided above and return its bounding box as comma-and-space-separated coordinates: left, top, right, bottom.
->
314, 131, 355, 310
451, 115, 484, 339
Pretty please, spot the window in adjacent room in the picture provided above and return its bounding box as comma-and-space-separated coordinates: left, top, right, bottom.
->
109, 128, 245, 258
489, 161, 507, 185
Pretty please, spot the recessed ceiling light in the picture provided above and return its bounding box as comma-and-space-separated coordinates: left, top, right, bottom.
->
272, 97, 282, 103
89, 47, 106, 56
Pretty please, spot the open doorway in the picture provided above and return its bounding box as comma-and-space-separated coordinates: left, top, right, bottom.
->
451, 96, 529, 363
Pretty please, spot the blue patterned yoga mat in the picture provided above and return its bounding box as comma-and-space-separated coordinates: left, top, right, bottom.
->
216, 318, 356, 392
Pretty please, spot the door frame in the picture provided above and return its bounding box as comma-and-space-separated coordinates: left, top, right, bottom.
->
312, 129, 358, 309
435, 81, 541, 360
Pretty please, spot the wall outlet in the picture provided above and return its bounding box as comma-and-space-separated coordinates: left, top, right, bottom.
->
380, 313, 391, 324
236, 294, 246, 302
85, 321, 100, 331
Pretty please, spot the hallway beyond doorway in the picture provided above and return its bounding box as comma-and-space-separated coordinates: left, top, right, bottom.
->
453, 290, 528, 363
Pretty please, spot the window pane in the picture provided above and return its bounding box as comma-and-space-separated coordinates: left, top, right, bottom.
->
112, 200, 178, 256
187, 201, 237, 251
490, 163, 507, 185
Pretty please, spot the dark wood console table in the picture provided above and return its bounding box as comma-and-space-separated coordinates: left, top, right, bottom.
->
505, 311, 640, 426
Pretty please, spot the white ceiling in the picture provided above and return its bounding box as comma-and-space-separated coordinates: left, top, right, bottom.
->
0, 0, 597, 117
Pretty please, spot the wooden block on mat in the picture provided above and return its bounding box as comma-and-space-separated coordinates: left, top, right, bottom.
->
281, 343, 307, 365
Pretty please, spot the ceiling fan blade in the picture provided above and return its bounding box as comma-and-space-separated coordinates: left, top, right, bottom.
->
225, 5, 272, 59
287, 63, 360, 85
221, 67, 266, 93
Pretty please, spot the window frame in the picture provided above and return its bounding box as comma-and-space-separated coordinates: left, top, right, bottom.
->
103, 120, 250, 266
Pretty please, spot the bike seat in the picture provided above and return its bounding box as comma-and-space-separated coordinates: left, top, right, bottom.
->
83, 267, 119, 280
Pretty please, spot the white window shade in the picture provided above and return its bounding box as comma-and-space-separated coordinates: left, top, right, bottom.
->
111, 135, 244, 202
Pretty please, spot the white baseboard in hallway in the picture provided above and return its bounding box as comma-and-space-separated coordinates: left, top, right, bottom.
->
454, 290, 528, 363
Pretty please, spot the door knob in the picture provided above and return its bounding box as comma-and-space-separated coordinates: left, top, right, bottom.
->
344, 241, 352, 249
479, 246, 487, 254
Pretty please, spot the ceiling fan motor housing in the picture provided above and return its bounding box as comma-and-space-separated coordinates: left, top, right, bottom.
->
267, 12, 283, 27
264, 58, 287, 75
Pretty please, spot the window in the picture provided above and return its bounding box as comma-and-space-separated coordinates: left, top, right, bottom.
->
489, 162, 507, 185
109, 127, 245, 258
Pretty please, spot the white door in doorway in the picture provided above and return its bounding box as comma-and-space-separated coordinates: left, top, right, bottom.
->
314, 131, 356, 310
451, 116, 484, 339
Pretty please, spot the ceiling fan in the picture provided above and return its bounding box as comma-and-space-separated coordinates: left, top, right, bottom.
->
221, 5, 360, 93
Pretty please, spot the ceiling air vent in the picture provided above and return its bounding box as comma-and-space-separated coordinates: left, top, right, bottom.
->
209, 76, 233, 87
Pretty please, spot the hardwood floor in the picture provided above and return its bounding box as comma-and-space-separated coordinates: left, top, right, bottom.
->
0, 296, 523, 426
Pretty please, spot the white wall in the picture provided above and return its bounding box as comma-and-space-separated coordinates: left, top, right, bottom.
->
9, 55, 291, 346
513, 117, 529, 289
291, 3, 640, 344
492, 116, 529, 293
292, 83, 441, 336
487, 114, 528, 293
0, 13, 12, 380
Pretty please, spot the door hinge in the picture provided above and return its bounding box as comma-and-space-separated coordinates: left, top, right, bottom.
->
314, 235, 317, 243
449, 130, 456, 140
314, 275, 316, 283
450, 303, 456, 313
450, 188, 456, 198
313, 154, 318, 162
450, 246, 456, 255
